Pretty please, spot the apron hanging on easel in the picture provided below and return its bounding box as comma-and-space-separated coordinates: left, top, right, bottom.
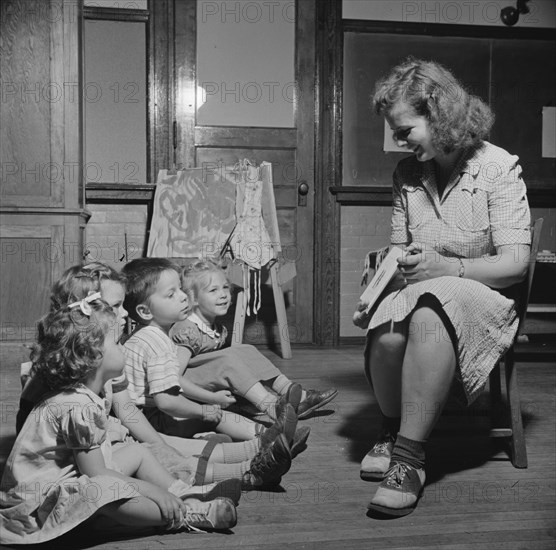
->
229, 159, 273, 315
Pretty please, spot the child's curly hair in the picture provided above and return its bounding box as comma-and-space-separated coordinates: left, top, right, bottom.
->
51, 262, 125, 310
373, 57, 494, 154
30, 299, 116, 391
121, 257, 181, 323
180, 259, 227, 300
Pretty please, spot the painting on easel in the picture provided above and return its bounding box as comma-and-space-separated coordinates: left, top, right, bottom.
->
147, 166, 237, 258
147, 160, 294, 358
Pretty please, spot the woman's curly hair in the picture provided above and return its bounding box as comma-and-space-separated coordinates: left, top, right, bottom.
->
373, 57, 494, 154
50, 262, 125, 311
30, 299, 116, 391
180, 258, 227, 300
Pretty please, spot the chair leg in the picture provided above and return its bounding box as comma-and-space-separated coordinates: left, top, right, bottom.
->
489, 362, 503, 427
504, 347, 528, 468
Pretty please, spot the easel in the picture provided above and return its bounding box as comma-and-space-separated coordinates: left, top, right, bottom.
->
224, 162, 294, 359
230, 260, 292, 359
148, 161, 294, 359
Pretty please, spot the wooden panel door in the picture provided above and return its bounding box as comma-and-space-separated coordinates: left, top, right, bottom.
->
152, 0, 316, 344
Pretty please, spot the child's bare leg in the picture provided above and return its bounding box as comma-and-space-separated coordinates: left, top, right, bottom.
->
113, 442, 178, 489
95, 496, 168, 527
216, 410, 258, 440
161, 433, 208, 457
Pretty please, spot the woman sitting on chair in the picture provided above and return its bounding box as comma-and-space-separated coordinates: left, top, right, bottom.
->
353, 58, 531, 517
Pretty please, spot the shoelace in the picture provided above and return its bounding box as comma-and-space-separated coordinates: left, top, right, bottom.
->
385, 463, 410, 489
182, 511, 211, 533
372, 442, 391, 455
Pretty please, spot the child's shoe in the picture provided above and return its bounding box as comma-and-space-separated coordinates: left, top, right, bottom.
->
360, 433, 395, 481
274, 382, 303, 418
367, 462, 426, 517
297, 388, 338, 419
243, 433, 292, 488
259, 403, 297, 448
180, 497, 237, 531
290, 426, 311, 458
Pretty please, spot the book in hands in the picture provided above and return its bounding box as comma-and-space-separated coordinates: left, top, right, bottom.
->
359, 246, 405, 314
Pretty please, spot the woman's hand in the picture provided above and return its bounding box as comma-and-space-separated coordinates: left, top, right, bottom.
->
145, 485, 187, 529
353, 301, 371, 328
398, 243, 458, 283
212, 390, 237, 408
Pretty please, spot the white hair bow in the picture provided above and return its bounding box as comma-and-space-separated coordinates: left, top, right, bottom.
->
68, 291, 102, 316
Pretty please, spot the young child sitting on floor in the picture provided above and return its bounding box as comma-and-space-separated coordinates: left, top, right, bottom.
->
0, 297, 238, 546
170, 259, 338, 420
16, 261, 303, 491
121, 257, 303, 455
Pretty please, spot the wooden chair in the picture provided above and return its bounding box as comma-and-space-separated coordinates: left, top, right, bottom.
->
489, 218, 543, 468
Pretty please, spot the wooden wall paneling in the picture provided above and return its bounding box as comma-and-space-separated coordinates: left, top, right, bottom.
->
314, 0, 343, 345
0, 223, 60, 341
149, 0, 173, 183
1, 0, 55, 206
1, 0, 86, 366
64, 0, 83, 208
174, 0, 196, 170
0, 0, 76, 209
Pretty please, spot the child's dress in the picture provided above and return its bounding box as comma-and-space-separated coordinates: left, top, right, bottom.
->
0, 385, 141, 545
170, 312, 282, 397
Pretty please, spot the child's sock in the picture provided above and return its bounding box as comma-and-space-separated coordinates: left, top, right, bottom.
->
244, 384, 278, 415
271, 375, 293, 395
220, 439, 260, 463
391, 433, 426, 470
271, 377, 307, 408
210, 460, 250, 482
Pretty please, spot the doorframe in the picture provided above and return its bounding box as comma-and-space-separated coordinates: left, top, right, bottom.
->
314, 0, 343, 345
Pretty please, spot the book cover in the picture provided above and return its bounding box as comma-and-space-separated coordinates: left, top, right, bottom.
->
359, 246, 405, 313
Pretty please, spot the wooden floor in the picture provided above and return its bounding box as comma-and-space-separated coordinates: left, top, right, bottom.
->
1, 346, 555, 550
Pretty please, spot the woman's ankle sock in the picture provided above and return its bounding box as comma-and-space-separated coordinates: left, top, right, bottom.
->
391, 433, 426, 470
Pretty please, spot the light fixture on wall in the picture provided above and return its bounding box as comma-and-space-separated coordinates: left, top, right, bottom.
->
500, 0, 531, 26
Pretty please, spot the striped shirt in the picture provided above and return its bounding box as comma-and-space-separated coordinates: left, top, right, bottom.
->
123, 325, 182, 408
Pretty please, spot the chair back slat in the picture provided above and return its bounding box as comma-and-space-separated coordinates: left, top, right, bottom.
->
517, 218, 544, 335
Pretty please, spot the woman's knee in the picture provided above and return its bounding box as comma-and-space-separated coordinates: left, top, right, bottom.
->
408, 306, 453, 348
370, 327, 407, 355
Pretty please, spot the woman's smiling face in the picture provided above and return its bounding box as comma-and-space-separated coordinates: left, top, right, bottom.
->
385, 103, 437, 163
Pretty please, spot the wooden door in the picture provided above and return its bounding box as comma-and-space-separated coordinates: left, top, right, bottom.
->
151, 0, 316, 344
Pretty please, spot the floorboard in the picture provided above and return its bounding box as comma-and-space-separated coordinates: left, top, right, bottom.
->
0, 346, 554, 549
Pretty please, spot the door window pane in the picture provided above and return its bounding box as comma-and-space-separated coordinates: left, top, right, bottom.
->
84, 19, 147, 183
196, 0, 295, 127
